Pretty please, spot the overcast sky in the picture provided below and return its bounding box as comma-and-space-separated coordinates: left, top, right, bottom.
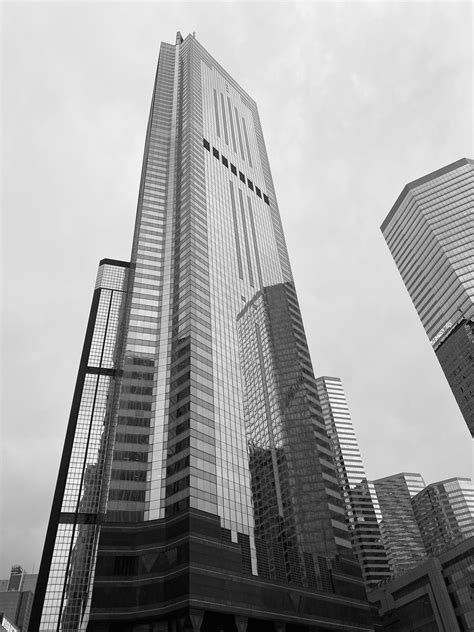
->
1, 1, 473, 577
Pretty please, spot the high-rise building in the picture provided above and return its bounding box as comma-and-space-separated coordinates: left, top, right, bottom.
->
30, 33, 374, 632
372, 473, 426, 576
0, 566, 37, 632
411, 477, 474, 556
381, 158, 474, 437
315, 376, 391, 588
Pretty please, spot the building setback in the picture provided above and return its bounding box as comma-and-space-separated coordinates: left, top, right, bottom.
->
411, 477, 474, 557
315, 376, 391, 589
371, 473, 426, 577
30, 33, 374, 632
381, 158, 474, 437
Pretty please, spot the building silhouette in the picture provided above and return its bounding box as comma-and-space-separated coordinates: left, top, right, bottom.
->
381, 158, 474, 437
30, 33, 374, 632
314, 376, 391, 589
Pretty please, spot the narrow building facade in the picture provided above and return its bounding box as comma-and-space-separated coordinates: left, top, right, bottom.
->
315, 376, 391, 589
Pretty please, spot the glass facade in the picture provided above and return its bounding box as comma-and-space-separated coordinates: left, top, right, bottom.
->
371, 473, 427, 577
315, 377, 391, 588
32, 33, 375, 632
412, 477, 474, 556
237, 285, 351, 587
381, 158, 474, 437
34, 260, 129, 632
435, 319, 474, 437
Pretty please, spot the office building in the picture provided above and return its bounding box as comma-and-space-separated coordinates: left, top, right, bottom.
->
435, 319, 474, 435
31, 33, 374, 631
381, 158, 474, 437
0, 566, 37, 632
412, 477, 474, 556
372, 473, 426, 576
368, 536, 474, 632
315, 376, 391, 588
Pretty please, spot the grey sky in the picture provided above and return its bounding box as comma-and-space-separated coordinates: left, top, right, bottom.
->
1, 1, 472, 577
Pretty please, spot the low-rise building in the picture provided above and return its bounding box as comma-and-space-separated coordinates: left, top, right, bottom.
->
368, 536, 474, 631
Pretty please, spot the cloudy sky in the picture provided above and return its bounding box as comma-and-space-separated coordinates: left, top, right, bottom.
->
2, 1, 472, 577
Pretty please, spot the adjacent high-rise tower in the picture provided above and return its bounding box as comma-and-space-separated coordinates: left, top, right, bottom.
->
31, 33, 374, 632
315, 376, 391, 588
381, 158, 474, 437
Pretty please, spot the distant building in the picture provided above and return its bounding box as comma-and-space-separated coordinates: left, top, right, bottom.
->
315, 376, 391, 588
412, 477, 474, 556
381, 158, 474, 437
372, 473, 426, 576
0, 566, 37, 632
368, 536, 474, 632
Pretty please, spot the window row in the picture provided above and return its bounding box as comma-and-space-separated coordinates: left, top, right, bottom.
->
203, 138, 270, 205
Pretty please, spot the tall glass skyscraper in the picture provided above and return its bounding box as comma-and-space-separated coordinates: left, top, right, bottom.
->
314, 376, 391, 588
381, 158, 474, 437
30, 33, 374, 632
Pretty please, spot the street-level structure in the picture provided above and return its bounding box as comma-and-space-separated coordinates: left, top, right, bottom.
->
368, 536, 474, 632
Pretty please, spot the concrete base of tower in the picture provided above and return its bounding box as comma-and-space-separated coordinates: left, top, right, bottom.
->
86, 509, 375, 632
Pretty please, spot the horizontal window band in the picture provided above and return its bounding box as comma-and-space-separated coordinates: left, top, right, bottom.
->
202, 138, 270, 205
59, 512, 98, 524
86, 366, 116, 376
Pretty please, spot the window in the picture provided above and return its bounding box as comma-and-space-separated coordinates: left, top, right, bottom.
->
247, 179, 254, 191
222, 155, 228, 168
263, 193, 270, 205
256, 186, 262, 198
231, 164, 237, 175
212, 147, 219, 159
203, 139, 210, 151
239, 171, 245, 183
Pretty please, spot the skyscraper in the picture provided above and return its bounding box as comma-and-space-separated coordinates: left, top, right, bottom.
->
381, 158, 474, 437
31, 33, 374, 632
411, 477, 474, 556
314, 376, 391, 588
371, 473, 426, 576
